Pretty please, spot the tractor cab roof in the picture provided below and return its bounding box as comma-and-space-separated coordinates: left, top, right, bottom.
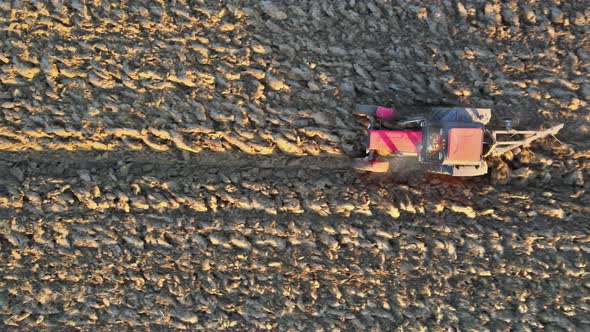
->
420, 122, 484, 166
447, 127, 483, 163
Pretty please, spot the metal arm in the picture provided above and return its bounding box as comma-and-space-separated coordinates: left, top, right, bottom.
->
484, 124, 564, 158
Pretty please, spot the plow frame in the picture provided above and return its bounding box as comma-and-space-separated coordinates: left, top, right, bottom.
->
484, 124, 564, 158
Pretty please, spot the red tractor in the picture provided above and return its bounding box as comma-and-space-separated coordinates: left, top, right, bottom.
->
353, 105, 563, 177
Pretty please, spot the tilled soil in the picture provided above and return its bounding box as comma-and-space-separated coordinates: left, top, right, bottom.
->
0, 1, 589, 330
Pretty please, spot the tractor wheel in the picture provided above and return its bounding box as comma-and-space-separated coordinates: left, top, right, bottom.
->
429, 107, 455, 121
353, 105, 378, 116
350, 143, 368, 159
352, 159, 390, 173
493, 117, 520, 130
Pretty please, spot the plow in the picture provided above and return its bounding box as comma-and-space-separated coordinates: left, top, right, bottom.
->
352, 105, 564, 177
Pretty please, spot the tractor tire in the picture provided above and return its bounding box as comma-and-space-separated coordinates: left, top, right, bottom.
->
429, 107, 455, 121
352, 159, 390, 173
353, 105, 378, 116
492, 117, 520, 130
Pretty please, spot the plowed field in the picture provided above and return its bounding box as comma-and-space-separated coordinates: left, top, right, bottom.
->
0, 1, 588, 330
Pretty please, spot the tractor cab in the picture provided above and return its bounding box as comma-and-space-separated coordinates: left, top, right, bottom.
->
419, 121, 484, 167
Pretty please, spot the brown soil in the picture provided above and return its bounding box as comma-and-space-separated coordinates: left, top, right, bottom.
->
0, 1, 588, 330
